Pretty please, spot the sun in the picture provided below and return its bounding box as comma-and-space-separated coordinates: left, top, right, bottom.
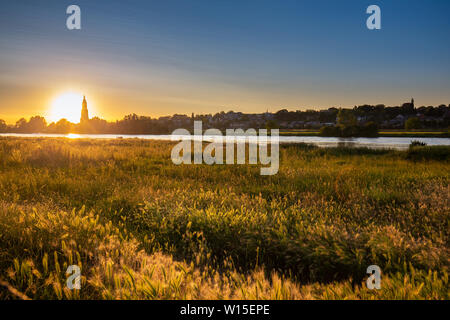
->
47, 92, 84, 123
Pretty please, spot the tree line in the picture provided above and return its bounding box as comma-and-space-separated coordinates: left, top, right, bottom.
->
1, 102, 449, 136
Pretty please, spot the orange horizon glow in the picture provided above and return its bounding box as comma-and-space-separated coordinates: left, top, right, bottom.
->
1, 89, 448, 126
44, 91, 98, 124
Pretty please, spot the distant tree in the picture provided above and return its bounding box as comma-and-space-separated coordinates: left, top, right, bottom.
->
15, 118, 28, 132
265, 120, 279, 130
340, 125, 359, 137
88, 117, 109, 133
405, 117, 421, 130
13, 116, 47, 133
27, 116, 47, 133
401, 101, 415, 114
354, 104, 374, 116
319, 126, 340, 137
319, 109, 337, 122
275, 109, 291, 121
0, 119, 7, 133
337, 109, 357, 127
54, 119, 72, 133
361, 121, 379, 137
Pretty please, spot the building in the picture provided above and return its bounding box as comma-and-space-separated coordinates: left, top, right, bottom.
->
80, 96, 89, 123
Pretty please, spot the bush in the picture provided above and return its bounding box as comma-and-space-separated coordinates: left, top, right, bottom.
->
405, 117, 421, 130
410, 140, 427, 148
406, 146, 450, 161
360, 122, 379, 137
319, 126, 340, 137
340, 125, 359, 137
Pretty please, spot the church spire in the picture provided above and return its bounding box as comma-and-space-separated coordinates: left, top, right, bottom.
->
80, 95, 89, 123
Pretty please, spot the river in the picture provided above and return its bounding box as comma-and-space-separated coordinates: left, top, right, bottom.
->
1, 133, 449, 150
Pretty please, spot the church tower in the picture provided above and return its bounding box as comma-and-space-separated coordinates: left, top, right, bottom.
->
80, 96, 89, 123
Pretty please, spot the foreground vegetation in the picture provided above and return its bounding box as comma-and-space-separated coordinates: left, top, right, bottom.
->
0, 137, 448, 299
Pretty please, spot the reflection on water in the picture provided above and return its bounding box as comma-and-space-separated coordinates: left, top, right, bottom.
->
67, 133, 82, 139
0, 133, 449, 150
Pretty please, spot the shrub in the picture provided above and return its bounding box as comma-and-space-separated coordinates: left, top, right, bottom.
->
361, 121, 379, 137
410, 140, 427, 148
319, 126, 340, 137
406, 146, 450, 161
405, 117, 421, 130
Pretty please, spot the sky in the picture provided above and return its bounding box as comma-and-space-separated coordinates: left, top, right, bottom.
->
0, 0, 449, 123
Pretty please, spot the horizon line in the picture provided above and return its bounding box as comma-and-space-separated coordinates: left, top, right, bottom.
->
4, 100, 450, 126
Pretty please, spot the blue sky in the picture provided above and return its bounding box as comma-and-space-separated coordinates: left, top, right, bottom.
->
0, 0, 449, 122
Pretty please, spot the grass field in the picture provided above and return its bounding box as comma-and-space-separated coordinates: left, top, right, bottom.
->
0, 137, 448, 299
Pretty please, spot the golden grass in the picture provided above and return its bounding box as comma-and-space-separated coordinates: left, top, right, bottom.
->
0, 137, 448, 299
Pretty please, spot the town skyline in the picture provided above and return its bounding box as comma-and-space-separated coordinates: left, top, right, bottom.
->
1, 96, 449, 135
1, 92, 449, 126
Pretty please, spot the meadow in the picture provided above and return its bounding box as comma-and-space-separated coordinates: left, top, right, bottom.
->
0, 137, 448, 299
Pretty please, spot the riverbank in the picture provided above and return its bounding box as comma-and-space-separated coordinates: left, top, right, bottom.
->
279, 129, 450, 138
2, 133, 449, 150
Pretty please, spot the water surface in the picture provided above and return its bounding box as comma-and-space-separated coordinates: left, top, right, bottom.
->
1, 133, 449, 150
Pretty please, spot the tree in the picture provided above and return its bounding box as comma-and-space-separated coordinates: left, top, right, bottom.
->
14, 116, 47, 133
15, 118, 28, 132
341, 125, 359, 137
361, 121, 379, 137
88, 117, 109, 133
54, 119, 72, 133
265, 120, 279, 130
337, 109, 357, 127
405, 117, 421, 130
28, 116, 47, 133
0, 119, 7, 133
319, 126, 340, 137
275, 109, 290, 121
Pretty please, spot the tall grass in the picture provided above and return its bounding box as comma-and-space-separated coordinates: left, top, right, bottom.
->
0, 137, 448, 299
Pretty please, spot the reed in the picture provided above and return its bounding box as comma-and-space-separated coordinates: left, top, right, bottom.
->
0, 137, 448, 299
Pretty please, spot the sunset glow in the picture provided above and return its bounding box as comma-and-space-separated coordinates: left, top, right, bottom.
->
47, 92, 85, 123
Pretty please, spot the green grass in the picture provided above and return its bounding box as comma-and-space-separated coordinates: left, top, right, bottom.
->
0, 137, 448, 299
